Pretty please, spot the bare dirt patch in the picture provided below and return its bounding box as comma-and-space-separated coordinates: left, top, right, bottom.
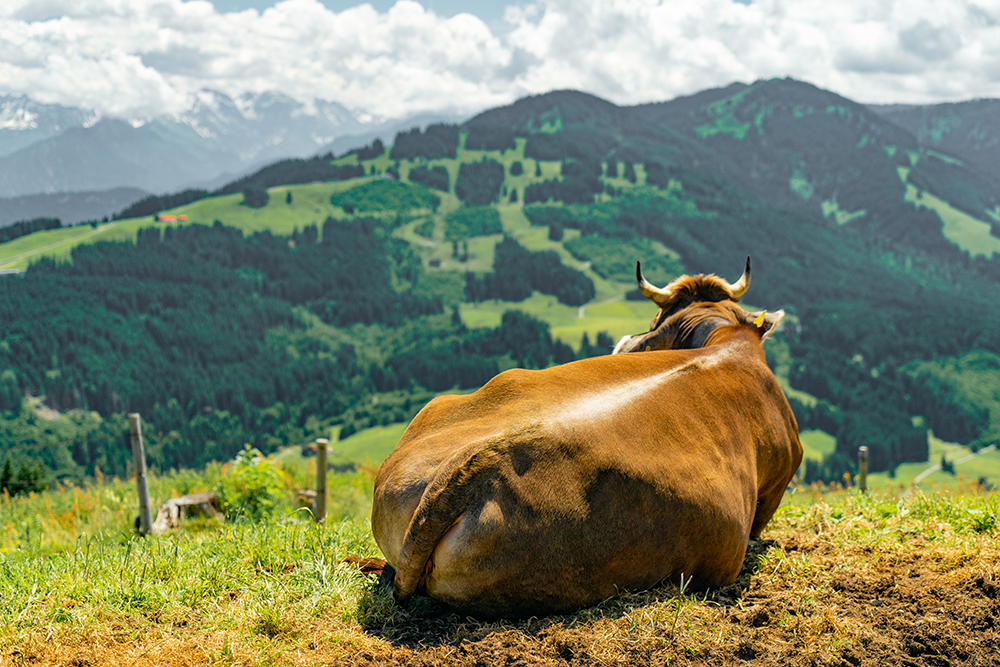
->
338, 537, 1000, 667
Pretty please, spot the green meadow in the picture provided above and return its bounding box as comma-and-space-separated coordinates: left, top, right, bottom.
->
0, 179, 373, 270
898, 166, 1000, 258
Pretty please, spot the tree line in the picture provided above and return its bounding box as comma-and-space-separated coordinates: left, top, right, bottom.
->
464, 236, 595, 307
0, 217, 61, 243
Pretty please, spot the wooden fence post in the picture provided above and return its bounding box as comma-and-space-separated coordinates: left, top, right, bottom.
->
128, 413, 153, 535
858, 446, 868, 493
315, 438, 328, 523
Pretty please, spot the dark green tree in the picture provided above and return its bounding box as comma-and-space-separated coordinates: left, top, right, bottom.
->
408, 165, 450, 191
243, 186, 269, 208
455, 159, 505, 207
0, 457, 48, 496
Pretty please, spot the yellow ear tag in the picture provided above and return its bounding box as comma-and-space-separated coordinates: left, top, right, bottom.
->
645, 345, 651, 352
753, 311, 767, 329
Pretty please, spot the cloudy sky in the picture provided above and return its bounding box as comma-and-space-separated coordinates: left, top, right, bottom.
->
1, 0, 998, 121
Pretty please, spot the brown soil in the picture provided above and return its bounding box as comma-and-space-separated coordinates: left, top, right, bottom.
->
343, 538, 1000, 667
9, 535, 1000, 666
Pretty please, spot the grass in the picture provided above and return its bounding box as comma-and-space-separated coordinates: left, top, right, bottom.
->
696, 89, 752, 140
2, 467, 996, 666
799, 429, 837, 464
327, 423, 410, 467
0, 180, 373, 270
601, 160, 648, 188
457, 292, 652, 353
395, 198, 656, 349
793, 427, 1000, 493
898, 166, 1000, 258
866, 433, 1000, 492
903, 350, 1000, 443
821, 198, 867, 225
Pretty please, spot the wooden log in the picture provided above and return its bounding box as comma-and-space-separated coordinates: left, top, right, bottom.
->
296, 489, 318, 511
150, 491, 224, 535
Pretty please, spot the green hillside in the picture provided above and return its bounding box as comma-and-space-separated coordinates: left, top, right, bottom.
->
872, 97, 1000, 186
2, 80, 1000, 491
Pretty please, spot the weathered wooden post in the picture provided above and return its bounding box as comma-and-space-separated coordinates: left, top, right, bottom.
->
315, 438, 328, 523
858, 446, 869, 493
128, 413, 153, 535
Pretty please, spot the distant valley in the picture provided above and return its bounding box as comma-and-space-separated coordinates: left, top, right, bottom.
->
0, 187, 149, 227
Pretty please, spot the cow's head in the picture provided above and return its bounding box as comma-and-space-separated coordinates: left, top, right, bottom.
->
613, 257, 783, 354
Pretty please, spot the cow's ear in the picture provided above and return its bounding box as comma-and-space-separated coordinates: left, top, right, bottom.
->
750, 309, 784, 340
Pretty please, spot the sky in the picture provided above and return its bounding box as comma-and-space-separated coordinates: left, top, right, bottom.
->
2, 0, 1000, 122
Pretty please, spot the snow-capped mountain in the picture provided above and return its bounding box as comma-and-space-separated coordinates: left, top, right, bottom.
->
0, 91, 437, 199
0, 95, 100, 158
161, 89, 370, 163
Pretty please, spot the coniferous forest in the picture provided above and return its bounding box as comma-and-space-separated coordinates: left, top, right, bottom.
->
0, 218, 581, 482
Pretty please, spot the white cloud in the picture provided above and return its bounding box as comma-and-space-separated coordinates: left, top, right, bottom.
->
1, 0, 1000, 120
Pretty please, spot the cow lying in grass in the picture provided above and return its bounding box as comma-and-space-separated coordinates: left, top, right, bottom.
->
367, 259, 802, 617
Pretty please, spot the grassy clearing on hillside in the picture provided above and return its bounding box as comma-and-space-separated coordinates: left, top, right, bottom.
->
328, 423, 410, 466
904, 351, 1000, 444
504, 222, 630, 303
0, 219, 166, 270
0, 180, 375, 270
456, 293, 652, 353
821, 198, 867, 225
866, 436, 1000, 492
177, 181, 367, 236
402, 201, 653, 347
2, 474, 996, 666
799, 429, 837, 464
898, 167, 1000, 258
696, 90, 752, 139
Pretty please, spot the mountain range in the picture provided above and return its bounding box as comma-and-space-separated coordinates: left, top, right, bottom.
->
0, 90, 459, 218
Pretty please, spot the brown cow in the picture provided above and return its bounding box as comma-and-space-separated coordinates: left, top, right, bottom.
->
370, 258, 802, 617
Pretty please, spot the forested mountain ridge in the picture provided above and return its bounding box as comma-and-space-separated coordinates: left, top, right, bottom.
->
2, 77, 999, 491
871, 98, 1000, 185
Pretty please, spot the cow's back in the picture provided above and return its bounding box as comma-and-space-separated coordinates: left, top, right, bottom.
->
372, 337, 800, 617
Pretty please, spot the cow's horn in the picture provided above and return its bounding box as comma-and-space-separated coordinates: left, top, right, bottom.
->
727, 256, 751, 300
636, 261, 671, 305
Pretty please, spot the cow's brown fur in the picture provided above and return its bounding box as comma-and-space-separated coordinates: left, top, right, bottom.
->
371, 262, 802, 618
